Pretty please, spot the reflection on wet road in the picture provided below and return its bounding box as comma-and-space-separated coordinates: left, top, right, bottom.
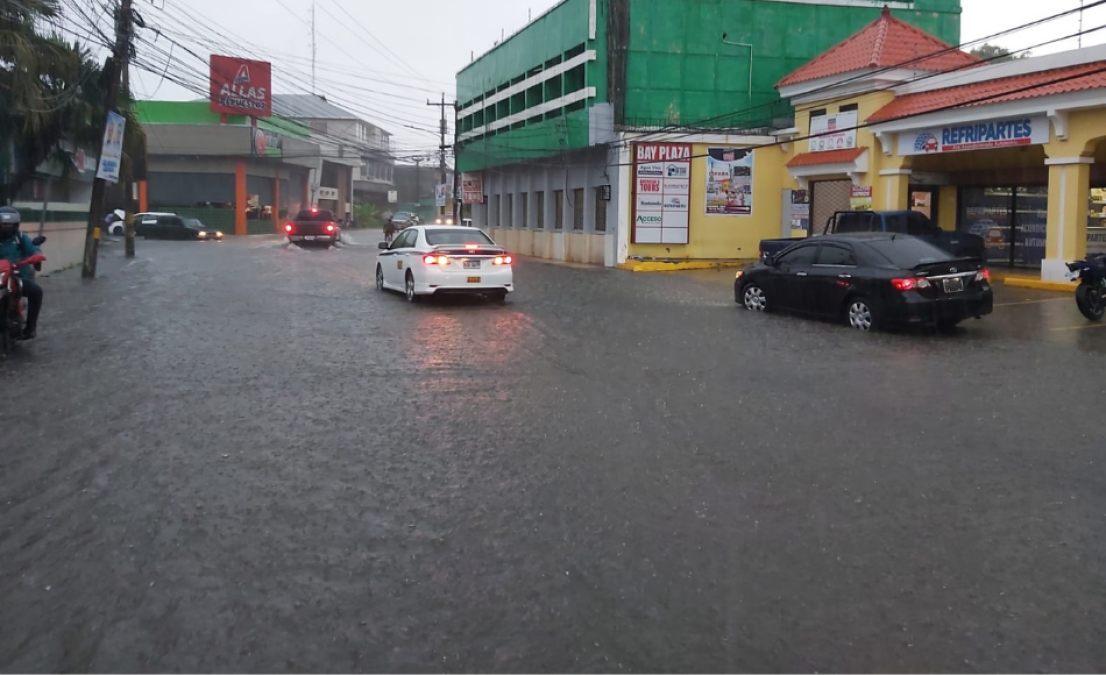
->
1, 237, 1105, 672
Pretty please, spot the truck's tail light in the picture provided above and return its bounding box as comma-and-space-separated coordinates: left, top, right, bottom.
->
423, 255, 449, 265
326, 224, 335, 233
284, 223, 293, 233
891, 277, 931, 291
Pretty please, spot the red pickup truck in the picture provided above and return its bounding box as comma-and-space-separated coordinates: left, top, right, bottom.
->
284, 208, 342, 246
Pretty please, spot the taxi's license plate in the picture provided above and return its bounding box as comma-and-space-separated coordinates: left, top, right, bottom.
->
467, 276, 481, 283
464, 261, 480, 270
943, 277, 965, 293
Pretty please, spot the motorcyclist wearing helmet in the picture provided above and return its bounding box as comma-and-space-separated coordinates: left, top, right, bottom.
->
0, 206, 44, 340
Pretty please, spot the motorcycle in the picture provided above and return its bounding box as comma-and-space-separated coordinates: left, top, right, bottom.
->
0, 236, 47, 355
1066, 253, 1106, 321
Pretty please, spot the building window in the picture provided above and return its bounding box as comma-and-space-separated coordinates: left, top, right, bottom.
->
554, 190, 564, 230
809, 108, 827, 118
521, 193, 529, 229
505, 194, 514, 228
594, 187, 607, 232
535, 191, 545, 229
572, 188, 584, 230
492, 195, 500, 228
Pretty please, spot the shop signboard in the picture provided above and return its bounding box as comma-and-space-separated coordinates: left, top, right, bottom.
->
850, 185, 873, 211
95, 111, 126, 183
210, 55, 272, 117
317, 187, 339, 201
633, 142, 692, 244
462, 173, 483, 204
704, 148, 753, 216
1088, 228, 1106, 255
898, 116, 1049, 156
809, 110, 858, 153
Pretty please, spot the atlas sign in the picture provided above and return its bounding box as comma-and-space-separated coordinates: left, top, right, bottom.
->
210, 55, 272, 117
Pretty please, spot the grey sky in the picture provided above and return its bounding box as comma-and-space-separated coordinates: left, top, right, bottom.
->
116, 0, 1105, 155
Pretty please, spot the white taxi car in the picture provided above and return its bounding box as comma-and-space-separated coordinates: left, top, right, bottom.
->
375, 226, 514, 303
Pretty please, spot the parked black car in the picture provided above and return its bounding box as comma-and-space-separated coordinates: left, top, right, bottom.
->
735, 233, 993, 332
135, 214, 224, 241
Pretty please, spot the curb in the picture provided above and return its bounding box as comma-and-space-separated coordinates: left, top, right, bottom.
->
619, 260, 753, 273
1002, 276, 1074, 293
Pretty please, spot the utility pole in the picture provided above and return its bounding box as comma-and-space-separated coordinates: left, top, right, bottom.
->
311, 0, 317, 94
122, 58, 135, 258
413, 157, 422, 211
81, 0, 132, 279
427, 94, 453, 220
1079, 0, 1085, 48
453, 102, 461, 224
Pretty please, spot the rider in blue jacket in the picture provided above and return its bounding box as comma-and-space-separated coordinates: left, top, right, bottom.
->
0, 206, 43, 340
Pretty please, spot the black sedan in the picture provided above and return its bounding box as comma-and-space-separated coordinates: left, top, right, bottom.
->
135, 214, 224, 241
734, 233, 993, 332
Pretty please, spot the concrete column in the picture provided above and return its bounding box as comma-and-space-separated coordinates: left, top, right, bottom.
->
878, 169, 911, 211
272, 171, 281, 233
1041, 156, 1093, 281
138, 180, 148, 214
937, 185, 957, 231
235, 161, 247, 236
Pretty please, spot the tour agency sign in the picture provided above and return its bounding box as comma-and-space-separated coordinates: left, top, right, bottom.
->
210, 55, 272, 118
633, 142, 692, 245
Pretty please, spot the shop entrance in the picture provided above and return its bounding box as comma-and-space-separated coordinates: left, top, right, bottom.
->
810, 179, 852, 234
909, 186, 939, 225
958, 186, 1048, 268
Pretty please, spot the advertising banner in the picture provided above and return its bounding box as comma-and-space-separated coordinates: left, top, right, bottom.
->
897, 116, 1049, 156
435, 184, 448, 207
809, 110, 858, 153
633, 142, 691, 244
788, 190, 810, 231
251, 128, 283, 157
704, 147, 753, 216
462, 173, 483, 204
849, 185, 873, 211
210, 55, 272, 117
95, 111, 126, 183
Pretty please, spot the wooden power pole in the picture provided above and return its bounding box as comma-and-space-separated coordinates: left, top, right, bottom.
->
81, 0, 133, 278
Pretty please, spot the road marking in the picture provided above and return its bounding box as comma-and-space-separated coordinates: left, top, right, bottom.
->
1050, 323, 1106, 331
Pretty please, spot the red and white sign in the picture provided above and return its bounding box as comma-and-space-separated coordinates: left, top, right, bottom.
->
462, 173, 483, 204
633, 143, 692, 245
210, 55, 272, 117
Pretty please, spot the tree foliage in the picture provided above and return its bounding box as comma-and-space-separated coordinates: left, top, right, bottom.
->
970, 44, 1030, 63
0, 0, 140, 204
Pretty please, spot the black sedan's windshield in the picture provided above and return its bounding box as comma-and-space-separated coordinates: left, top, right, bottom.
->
424, 229, 494, 246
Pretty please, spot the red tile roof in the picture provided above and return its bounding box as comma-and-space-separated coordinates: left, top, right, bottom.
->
868, 61, 1106, 123
786, 148, 866, 168
778, 7, 981, 88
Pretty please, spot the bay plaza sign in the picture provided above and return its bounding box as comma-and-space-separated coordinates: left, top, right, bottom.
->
896, 115, 1049, 156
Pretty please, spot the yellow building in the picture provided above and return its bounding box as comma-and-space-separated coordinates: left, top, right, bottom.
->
622, 7, 1106, 283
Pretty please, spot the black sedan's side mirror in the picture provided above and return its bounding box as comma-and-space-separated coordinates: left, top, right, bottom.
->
763, 253, 776, 267
378, 242, 389, 250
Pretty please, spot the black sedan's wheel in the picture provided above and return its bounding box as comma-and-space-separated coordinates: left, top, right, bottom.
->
742, 283, 768, 312
847, 296, 879, 332
375, 265, 385, 291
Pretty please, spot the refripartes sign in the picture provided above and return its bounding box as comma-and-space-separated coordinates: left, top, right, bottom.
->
210, 55, 272, 117
897, 116, 1049, 155
634, 143, 692, 245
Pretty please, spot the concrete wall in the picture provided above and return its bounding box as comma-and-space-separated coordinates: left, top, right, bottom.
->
471, 148, 615, 266
37, 221, 87, 275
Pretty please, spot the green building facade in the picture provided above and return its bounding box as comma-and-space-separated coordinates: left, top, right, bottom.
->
456, 0, 962, 172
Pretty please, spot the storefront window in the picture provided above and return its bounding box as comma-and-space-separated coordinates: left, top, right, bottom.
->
959, 186, 1047, 268
1088, 188, 1106, 256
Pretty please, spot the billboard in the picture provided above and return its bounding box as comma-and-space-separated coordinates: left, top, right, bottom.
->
210, 55, 272, 117
633, 143, 691, 244
704, 147, 753, 216
250, 128, 283, 157
809, 110, 858, 153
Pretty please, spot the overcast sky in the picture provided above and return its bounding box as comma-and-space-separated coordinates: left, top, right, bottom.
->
99, 0, 1106, 157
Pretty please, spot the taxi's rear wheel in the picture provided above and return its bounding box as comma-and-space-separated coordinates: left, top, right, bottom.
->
375, 265, 384, 291
405, 272, 420, 303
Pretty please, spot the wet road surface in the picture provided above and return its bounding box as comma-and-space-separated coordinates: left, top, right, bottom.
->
2, 234, 1105, 672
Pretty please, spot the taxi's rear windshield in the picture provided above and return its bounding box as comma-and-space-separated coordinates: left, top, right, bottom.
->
424, 229, 494, 246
